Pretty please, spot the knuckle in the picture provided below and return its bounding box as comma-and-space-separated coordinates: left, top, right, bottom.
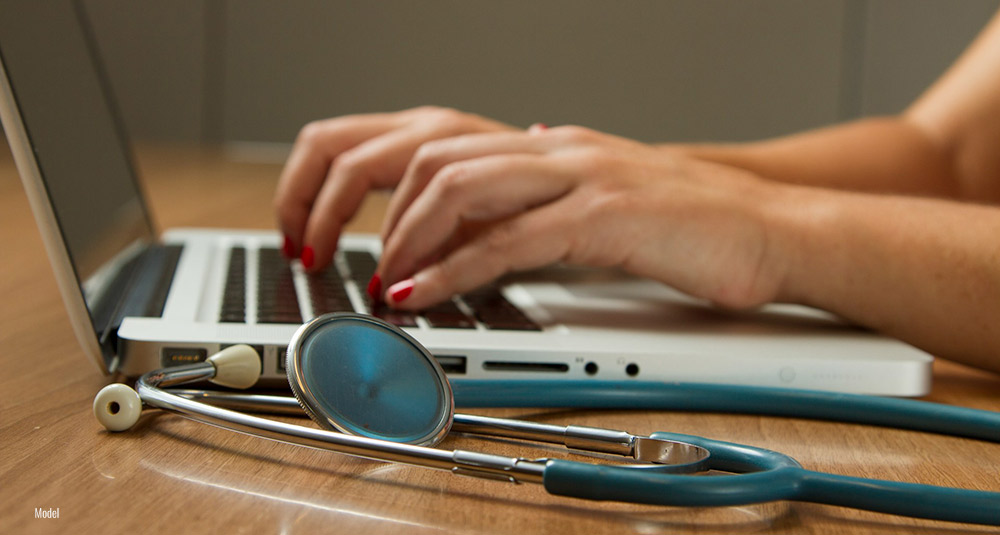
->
296, 120, 329, 147
552, 124, 597, 144
411, 140, 448, 175
568, 147, 615, 176
330, 149, 373, 185
484, 222, 518, 254
333, 148, 364, 172
423, 107, 474, 132
432, 162, 473, 201
428, 106, 463, 122
412, 104, 448, 115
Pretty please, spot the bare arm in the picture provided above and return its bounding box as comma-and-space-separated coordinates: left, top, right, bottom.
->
771, 185, 1000, 373
677, 10, 1000, 204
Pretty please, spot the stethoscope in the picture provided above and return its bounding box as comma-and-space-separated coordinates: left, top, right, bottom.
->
94, 313, 1000, 526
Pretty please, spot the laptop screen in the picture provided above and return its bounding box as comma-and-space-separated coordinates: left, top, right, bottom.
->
0, 0, 154, 353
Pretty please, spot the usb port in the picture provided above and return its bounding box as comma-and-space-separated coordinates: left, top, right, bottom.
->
435, 355, 467, 375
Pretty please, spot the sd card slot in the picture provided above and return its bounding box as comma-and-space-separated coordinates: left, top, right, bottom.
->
482, 361, 569, 373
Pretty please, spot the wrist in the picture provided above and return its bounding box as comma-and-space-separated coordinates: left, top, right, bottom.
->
758, 183, 844, 308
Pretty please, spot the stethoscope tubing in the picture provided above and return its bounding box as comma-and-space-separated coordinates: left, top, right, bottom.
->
452, 380, 1000, 442
543, 431, 1000, 525
543, 462, 1000, 525
454, 381, 1000, 524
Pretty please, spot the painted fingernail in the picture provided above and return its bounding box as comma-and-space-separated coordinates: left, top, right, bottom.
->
282, 234, 295, 258
388, 279, 414, 304
301, 245, 315, 270
528, 122, 548, 134
367, 274, 382, 302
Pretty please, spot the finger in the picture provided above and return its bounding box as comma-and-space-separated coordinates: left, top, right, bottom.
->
298, 122, 460, 271
380, 130, 565, 243
301, 116, 506, 271
274, 114, 402, 255
385, 200, 576, 309
527, 122, 549, 134
379, 153, 575, 287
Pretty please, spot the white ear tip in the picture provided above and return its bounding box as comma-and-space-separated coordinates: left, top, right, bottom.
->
208, 345, 261, 389
93, 383, 143, 431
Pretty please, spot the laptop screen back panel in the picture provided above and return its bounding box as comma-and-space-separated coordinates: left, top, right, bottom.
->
0, 0, 155, 373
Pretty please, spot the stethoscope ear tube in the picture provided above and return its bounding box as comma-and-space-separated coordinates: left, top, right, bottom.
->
544, 432, 1000, 526
544, 460, 803, 507
452, 381, 1000, 442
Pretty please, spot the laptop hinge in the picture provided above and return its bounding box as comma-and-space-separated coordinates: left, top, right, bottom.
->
98, 243, 184, 357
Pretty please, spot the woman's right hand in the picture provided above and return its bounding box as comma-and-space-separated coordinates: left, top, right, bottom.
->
274, 106, 516, 272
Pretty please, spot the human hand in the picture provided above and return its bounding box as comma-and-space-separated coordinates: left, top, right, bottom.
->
376, 125, 795, 310
274, 106, 515, 271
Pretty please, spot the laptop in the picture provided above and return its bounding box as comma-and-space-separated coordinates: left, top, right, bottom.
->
0, 0, 933, 396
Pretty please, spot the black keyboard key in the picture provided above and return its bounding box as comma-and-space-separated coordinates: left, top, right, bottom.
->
424, 311, 476, 329
219, 247, 246, 323
462, 286, 541, 331
219, 312, 246, 323
257, 247, 302, 324
422, 300, 476, 329
372, 304, 419, 327
343, 250, 377, 282
306, 267, 355, 316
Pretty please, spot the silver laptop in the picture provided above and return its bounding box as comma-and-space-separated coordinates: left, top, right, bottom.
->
0, 0, 933, 396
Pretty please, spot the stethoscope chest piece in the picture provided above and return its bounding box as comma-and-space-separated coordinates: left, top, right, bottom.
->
286, 313, 455, 446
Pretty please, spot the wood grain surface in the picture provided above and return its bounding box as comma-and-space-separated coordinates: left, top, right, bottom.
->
1, 145, 998, 535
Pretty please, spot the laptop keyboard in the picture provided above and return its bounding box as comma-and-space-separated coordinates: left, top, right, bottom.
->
220, 246, 540, 331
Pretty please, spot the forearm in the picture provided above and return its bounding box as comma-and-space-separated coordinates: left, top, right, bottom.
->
672, 117, 960, 198
769, 185, 1000, 372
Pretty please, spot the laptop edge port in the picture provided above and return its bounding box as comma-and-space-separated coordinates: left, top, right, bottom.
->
482, 361, 569, 373
435, 355, 467, 375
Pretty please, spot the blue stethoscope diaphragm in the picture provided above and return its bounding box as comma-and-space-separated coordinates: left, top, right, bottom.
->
285, 313, 455, 446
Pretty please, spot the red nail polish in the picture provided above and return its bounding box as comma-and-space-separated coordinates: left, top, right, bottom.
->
301, 246, 315, 270
367, 274, 382, 302
282, 234, 295, 258
388, 279, 414, 303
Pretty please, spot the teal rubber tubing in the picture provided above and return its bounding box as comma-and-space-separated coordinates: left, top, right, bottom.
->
642, 432, 1000, 525
543, 461, 1000, 525
451, 381, 1000, 442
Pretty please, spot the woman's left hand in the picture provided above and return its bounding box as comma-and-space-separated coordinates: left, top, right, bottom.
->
376, 125, 796, 311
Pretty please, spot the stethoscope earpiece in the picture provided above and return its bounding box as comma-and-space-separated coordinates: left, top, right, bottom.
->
93, 383, 142, 432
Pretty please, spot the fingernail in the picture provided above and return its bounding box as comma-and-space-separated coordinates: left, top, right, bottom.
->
528, 122, 548, 134
301, 245, 315, 270
282, 234, 295, 258
367, 274, 382, 302
387, 278, 414, 304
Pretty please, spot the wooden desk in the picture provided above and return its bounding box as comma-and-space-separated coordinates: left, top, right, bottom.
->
2, 145, 999, 534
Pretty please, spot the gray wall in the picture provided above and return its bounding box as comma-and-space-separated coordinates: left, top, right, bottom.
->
81, 1, 1000, 148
